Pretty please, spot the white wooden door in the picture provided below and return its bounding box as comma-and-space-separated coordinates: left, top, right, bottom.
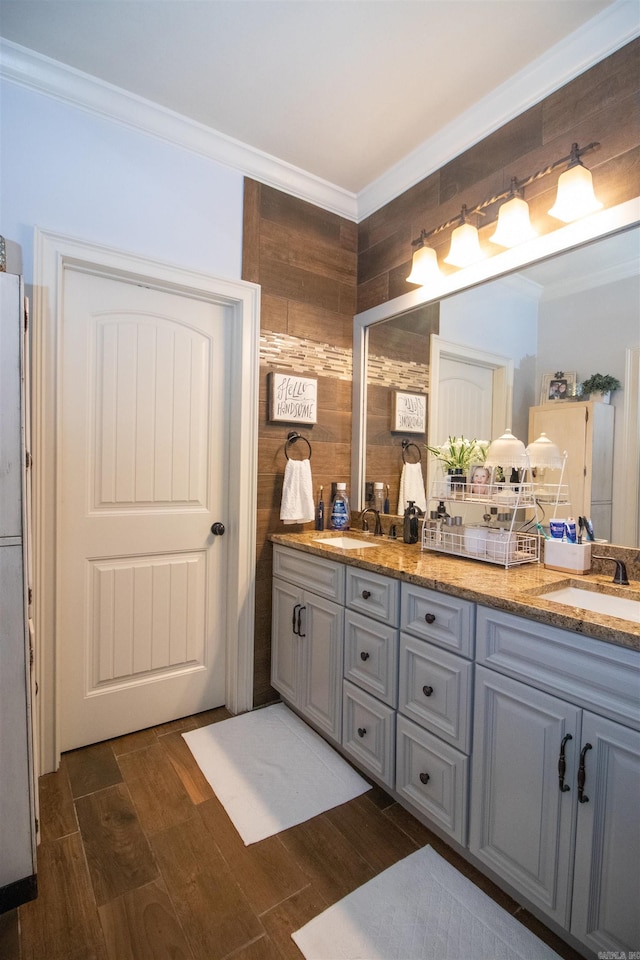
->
437, 357, 494, 444
58, 268, 229, 751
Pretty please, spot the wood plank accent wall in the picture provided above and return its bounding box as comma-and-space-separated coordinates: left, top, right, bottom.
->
242, 182, 357, 707
243, 38, 639, 708
357, 39, 640, 313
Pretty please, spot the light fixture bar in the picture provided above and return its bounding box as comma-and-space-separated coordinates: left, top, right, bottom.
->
407, 141, 601, 282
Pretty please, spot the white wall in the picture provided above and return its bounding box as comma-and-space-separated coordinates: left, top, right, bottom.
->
0, 81, 244, 284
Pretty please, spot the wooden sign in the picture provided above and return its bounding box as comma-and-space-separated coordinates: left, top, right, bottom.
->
268, 371, 318, 424
392, 391, 426, 433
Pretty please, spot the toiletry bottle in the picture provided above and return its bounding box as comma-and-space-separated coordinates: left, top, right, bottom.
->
374, 482, 384, 513
315, 486, 325, 531
436, 500, 450, 520
403, 501, 422, 543
329, 482, 350, 531
383, 484, 390, 514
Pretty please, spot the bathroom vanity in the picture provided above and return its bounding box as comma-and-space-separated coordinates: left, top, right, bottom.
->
270, 531, 639, 959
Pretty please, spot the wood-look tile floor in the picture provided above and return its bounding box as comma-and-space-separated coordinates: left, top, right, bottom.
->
0, 707, 586, 960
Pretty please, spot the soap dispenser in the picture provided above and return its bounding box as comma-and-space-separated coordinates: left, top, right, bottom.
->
403, 500, 423, 544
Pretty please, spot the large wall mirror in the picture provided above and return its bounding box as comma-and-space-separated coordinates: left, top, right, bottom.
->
352, 200, 640, 548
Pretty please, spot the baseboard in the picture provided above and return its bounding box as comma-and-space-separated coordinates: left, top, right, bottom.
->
0, 874, 37, 914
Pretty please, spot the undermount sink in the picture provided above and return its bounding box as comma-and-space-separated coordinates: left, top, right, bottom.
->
312, 535, 377, 549
538, 584, 640, 623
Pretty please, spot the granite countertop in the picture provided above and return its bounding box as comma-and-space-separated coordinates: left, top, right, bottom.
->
270, 530, 640, 652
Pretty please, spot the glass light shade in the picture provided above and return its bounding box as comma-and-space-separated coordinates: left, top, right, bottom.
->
490, 196, 537, 248
444, 221, 485, 267
406, 244, 442, 285
548, 163, 603, 222
525, 432, 563, 469
484, 428, 529, 468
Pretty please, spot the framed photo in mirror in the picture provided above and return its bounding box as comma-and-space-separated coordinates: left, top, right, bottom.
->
540, 371, 576, 404
391, 391, 427, 433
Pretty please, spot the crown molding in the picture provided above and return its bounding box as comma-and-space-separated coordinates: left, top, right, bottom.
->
357, 1, 640, 221
1, 2, 638, 224
0, 37, 358, 221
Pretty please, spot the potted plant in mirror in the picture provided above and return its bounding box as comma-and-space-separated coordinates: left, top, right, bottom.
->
579, 373, 621, 404
426, 436, 489, 495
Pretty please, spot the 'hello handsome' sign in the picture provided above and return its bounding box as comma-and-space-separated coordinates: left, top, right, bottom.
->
269, 371, 318, 424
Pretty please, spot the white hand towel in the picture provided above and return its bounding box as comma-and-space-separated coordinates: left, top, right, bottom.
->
397, 461, 427, 514
280, 458, 315, 524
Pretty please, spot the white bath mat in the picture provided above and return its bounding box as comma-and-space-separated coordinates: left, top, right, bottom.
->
292, 845, 562, 960
182, 703, 370, 845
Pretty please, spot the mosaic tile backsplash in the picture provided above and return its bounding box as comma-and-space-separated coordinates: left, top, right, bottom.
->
260, 330, 428, 392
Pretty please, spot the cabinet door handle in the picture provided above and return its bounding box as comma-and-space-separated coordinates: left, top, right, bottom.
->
357, 727, 367, 738
422, 684, 434, 697
424, 612, 436, 624
292, 603, 301, 635
297, 605, 306, 638
558, 733, 572, 792
361, 590, 371, 600
360, 651, 370, 661
578, 742, 592, 803
419, 772, 430, 785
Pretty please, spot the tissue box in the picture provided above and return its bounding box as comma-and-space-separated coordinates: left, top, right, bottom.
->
544, 540, 592, 575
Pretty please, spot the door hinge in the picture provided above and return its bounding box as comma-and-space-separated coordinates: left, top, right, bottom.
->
28, 586, 33, 605
26, 450, 32, 469
35, 817, 39, 835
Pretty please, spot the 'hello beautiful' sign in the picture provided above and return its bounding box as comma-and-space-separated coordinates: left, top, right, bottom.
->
268, 371, 318, 424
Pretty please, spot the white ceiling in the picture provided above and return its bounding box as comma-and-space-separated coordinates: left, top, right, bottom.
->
0, 0, 637, 218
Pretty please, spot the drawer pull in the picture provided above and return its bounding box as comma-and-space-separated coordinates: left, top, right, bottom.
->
578, 742, 592, 803
292, 603, 301, 636
361, 590, 372, 600
360, 651, 370, 661
424, 612, 436, 624
357, 727, 367, 738
558, 733, 572, 793
422, 685, 434, 697
419, 772, 430, 785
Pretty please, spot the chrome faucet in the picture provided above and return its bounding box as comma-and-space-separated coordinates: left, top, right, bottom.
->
361, 508, 383, 536
593, 556, 630, 585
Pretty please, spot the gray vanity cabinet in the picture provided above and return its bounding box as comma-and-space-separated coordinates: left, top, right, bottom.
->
341, 567, 399, 787
395, 583, 475, 846
271, 545, 345, 742
471, 606, 640, 954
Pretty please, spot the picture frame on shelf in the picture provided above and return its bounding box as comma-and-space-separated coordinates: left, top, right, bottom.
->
540, 371, 576, 404
391, 391, 426, 433
469, 463, 492, 496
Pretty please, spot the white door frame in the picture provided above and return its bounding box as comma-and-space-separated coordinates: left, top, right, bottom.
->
32, 229, 260, 773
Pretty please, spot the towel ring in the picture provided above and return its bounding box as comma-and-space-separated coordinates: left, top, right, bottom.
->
285, 431, 312, 460
401, 439, 422, 464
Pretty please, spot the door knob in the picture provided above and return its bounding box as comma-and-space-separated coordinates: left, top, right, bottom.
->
210, 522, 226, 536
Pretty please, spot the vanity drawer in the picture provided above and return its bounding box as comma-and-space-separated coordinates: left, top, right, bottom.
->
398, 633, 473, 753
476, 606, 640, 731
346, 567, 400, 626
395, 714, 468, 846
273, 544, 345, 602
344, 610, 398, 707
401, 583, 475, 657
342, 680, 395, 787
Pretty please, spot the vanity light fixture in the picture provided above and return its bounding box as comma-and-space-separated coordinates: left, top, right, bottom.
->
489, 179, 537, 248
443, 206, 486, 267
406, 141, 601, 286
548, 142, 603, 222
406, 233, 442, 285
